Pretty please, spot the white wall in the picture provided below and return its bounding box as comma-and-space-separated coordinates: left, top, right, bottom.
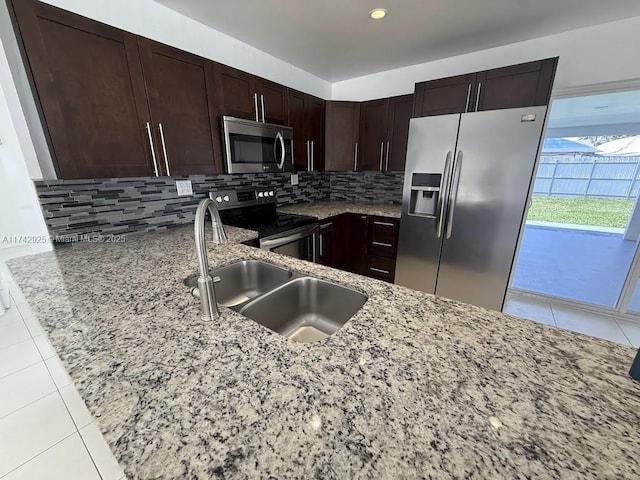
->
40, 0, 332, 99
332, 16, 640, 101
0, 37, 51, 255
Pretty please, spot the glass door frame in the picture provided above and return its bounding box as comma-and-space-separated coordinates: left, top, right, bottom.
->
508, 79, 640, 323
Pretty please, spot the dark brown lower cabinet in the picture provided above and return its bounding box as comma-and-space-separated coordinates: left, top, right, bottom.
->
318, 219, 335, 266
321, 213, 399, 283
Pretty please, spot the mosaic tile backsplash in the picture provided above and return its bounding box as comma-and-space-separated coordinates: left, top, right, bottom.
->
35, 171, 404, 239
330, 171, 404, 203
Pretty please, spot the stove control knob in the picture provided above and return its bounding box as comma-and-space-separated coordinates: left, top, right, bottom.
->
215, 196, 223, 203
223, 195, 230, 202
258, 192, 264, 198
268, 191, 274, 197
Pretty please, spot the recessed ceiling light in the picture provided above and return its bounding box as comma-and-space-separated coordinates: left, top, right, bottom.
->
369, 8, 387, 20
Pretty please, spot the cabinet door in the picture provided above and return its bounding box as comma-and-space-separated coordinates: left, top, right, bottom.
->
12, 0, 154, 179
385, 94, 413, 171
255, 78, 288, 124
318, 219, 335, 266
288, 90, 309, 171
308, 95, 325, 171
476, 58, 558, 111
349, 214, 371, 275
333, 214, 369, 275
359, 99, 389, 171
215, 64, 257, 120
138, 39, 221, 175
413, 73, 477, 117
324, 101, 360, 171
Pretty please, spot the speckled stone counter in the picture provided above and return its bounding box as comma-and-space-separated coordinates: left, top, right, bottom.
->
7, 224, 640, 479
278, 201, 401, 220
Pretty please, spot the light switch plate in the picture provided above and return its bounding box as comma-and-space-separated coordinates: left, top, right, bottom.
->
290, 173, 299, 186
175, 180, 193, 196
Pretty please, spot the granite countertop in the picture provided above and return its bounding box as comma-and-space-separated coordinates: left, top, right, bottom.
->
278, 201, 401, 220
7, 222, 640, 479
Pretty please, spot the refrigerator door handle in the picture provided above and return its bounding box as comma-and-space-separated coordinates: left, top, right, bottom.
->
445, 150, 464, 239
436, 150, 454, 238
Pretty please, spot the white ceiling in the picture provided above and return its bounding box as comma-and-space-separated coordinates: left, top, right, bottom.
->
154, 0, 640, 82
547, 90, 640, 137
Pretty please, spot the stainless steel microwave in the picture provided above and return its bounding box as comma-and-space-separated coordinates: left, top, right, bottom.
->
221, 116, 294, 174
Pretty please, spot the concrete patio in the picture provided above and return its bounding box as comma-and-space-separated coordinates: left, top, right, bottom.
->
511, 223, 637, 307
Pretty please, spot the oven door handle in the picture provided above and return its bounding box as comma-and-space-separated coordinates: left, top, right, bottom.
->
259, 226, 317, 249
274, 131, 285, 170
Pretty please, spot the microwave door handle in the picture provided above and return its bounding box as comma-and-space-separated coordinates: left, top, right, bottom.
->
274, 131, 285, 169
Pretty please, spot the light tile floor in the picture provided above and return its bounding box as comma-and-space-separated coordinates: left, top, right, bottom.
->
503, 293, 640, 348
0, 257, 126, 480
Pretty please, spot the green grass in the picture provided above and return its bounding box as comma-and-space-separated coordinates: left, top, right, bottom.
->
527, 196, 634, 228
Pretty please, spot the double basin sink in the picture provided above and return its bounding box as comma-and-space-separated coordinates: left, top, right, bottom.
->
185, 260, 367, 343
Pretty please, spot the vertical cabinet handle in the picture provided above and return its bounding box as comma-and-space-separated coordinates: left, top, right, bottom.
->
158, 123, 170, 176
385, 141, 390, 171
379, 141, 384, 171
319, 234, 323, 256
354, 143, 359, 171
306, 141, 310, 171
311, 140, 314, 171
253, 93, 259, 121
474, 82, 482, 112
464, 84, 472, 113
260, 94, 265, 122
145, 122, 159, 176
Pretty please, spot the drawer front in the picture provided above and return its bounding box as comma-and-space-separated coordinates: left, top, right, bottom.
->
368, 255, 396, 283
369, 217, 399, 258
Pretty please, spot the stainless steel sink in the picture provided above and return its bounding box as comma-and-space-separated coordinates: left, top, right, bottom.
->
185, 260, 292, 308
240, 277, 367, 342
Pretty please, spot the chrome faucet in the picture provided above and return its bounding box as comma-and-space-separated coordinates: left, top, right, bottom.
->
194, 198, 228, 321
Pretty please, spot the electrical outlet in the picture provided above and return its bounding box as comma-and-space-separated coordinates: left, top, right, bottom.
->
175, 180, 193, 196
290, 173, 299, 186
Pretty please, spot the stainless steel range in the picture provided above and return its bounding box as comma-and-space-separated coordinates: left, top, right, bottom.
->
209, 189, 318, 262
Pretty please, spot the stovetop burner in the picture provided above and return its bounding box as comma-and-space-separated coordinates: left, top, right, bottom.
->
222, 208, 317, 238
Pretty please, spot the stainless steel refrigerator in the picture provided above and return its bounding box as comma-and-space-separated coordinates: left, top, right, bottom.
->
395, 106, 548, 311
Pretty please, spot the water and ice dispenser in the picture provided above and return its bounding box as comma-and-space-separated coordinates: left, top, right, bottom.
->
408, 173, 441, 217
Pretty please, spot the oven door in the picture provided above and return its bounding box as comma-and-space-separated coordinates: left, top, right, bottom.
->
259, 224, 318, 263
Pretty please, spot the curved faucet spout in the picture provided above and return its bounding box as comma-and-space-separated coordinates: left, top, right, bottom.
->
194, 198, 228, 321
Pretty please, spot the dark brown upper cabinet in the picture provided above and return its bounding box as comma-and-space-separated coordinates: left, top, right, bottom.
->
288, 89, 324, 171
137, 39, 221, 175
359, 99, 389, 171
413, 73, 478, 117
386, 94, 414, 171
12, 0, 222, 179
255, 78, 288, 124
12, 0, 157, 179
475, 58, 558, 111
214, 64, 256, 121
324, 101, 360, 172
413, 58, 558, 117
358, 94, 414, 172
215, 64, 288, 124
